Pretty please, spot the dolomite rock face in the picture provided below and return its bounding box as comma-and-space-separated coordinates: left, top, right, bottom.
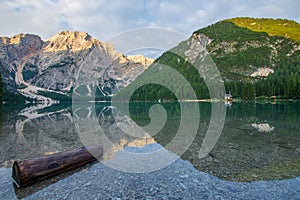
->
0, 31, 153, 101
251, 123, 275, 132
250, 67, 274, 77
99, 54, 154, 95
184, 33, 212, 63
43, 31, 100, 52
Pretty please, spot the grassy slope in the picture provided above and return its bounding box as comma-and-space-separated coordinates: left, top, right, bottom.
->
194, 20, 269, 42
227, 17, 300, 43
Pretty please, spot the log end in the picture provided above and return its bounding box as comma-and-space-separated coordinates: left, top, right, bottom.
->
12, 161, 22, 188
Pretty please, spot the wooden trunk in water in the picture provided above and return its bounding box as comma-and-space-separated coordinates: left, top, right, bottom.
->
12, 145, 103, 188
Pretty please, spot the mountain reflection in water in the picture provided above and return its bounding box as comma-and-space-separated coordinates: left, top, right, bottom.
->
0, 101, 299, 182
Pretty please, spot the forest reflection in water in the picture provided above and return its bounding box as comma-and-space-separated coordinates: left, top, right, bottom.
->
0, 101, 299, 182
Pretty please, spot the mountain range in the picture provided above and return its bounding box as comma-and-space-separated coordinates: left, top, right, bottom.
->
0, 17, 300, 103
0, 31, 153, 103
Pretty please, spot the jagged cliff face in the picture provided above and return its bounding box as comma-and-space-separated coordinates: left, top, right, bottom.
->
0, 31, 153, 101
98, 54, 154, 96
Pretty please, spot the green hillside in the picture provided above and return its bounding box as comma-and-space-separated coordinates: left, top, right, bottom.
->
119, 18, 300, 101
195, 18, 300, 99
228, 17, 300, 43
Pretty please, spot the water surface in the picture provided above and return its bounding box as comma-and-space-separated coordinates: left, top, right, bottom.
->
0, 101, 299, 198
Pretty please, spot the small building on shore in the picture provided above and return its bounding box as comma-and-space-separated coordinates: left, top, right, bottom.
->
225, 93, 233, 101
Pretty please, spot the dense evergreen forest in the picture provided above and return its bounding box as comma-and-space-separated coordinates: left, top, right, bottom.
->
0, 72, 2, 102
0, 71, 29, 103
129, 53, 300, 101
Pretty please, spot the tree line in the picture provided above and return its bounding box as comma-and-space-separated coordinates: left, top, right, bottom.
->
127, 51, 300, 101
0, 72, 2, 103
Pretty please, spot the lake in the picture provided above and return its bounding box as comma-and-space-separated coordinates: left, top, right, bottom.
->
0, 101, 299, 199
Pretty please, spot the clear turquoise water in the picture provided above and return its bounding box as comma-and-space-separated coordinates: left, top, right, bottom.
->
0, 101, 299, 181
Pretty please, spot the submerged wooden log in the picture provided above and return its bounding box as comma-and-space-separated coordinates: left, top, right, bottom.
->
12, 145, 103, 188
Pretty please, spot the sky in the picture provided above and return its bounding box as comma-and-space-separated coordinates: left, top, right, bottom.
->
0, 0, 299, 56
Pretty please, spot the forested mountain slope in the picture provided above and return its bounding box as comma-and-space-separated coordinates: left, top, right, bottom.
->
122, 18, 300, 100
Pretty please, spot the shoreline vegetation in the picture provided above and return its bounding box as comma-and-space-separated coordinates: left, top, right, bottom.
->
2, 97, 300, 105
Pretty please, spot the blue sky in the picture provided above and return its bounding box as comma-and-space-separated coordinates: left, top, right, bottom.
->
1, 0, 299, 50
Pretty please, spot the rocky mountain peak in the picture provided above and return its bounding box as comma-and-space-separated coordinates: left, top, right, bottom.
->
43, 31, 103, 52
0, 31, 154, 102
0, 33, 43, 65
0, 34, 24, 45
1, 33, 31, 45
127, 55, 154, 66
0, 33, 43, 48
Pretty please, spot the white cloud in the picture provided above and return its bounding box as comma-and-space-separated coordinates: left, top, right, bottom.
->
0, 0, 299, 48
